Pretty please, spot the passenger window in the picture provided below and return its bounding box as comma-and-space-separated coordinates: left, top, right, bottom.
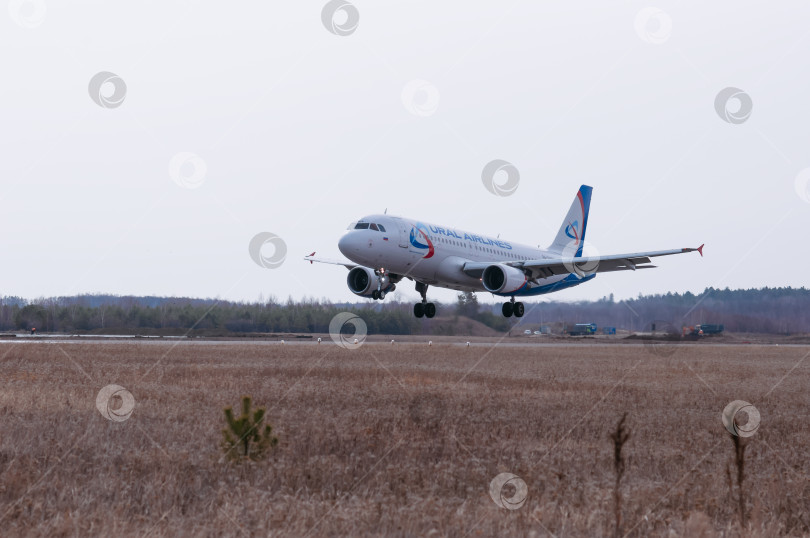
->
378, 224, 386, 232
355, 222, 369, 229
370, 223, 379, 231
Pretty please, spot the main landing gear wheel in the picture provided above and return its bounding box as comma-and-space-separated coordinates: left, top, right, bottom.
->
424, 302, 436, 318
502, 300, 525, 318
414, 302, 436, 318
413, 282, 435, 318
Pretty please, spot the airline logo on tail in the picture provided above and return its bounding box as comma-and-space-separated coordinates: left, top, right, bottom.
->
409, 223, 435, 258
564, 220, 580, 245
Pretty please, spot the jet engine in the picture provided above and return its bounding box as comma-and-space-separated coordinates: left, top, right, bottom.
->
481, 264, 528, 294
347, 266, 396, 298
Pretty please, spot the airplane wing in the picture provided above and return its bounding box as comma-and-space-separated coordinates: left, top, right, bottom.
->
462, 245, 703, 280
303, 252, 358, 270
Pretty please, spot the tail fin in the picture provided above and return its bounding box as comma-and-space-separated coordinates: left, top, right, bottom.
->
548, 185, 593, 256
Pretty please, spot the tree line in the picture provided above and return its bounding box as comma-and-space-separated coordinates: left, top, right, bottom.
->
511, 287, 810, 334
0, 287, 808, 335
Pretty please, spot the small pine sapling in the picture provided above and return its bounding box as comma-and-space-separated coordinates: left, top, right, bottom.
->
221, 396, 278, 461
610, 413, 631, 538
729, 431, 748, 528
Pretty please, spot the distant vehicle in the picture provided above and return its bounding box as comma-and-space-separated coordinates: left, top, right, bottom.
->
533, 330, 542, 335
602, 326, 616, 335
697, 324, 724, 335
523, 329, 532, 335
568, 323, 597, 336
306, 185, 703, 319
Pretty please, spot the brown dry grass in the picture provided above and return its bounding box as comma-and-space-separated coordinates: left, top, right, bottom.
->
0, 341, 808, 537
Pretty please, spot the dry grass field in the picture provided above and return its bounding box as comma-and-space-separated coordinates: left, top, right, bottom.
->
0, 340, 808, 537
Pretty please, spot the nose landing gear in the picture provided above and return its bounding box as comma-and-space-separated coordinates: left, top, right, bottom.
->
502, 297, 524, 318
371, 268, 394, 300
413, 282, 436, 318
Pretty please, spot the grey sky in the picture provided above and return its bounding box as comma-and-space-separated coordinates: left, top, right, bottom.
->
2, 2, 809, 305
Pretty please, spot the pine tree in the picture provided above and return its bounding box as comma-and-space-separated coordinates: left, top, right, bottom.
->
221, 396, 278, 461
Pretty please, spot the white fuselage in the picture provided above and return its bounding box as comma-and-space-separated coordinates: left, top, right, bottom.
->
338, 214, 580, 296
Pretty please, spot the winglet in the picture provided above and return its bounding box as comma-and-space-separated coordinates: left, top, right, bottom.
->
308, 251, 315, 264
697, 244, 704, 257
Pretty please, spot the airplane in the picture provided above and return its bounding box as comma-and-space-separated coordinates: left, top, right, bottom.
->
304, 185, 703, 318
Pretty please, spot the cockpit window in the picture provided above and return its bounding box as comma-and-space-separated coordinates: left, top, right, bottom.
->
370, 223, 379, 231
354, 222, 369, 229
378, 224, 386, 232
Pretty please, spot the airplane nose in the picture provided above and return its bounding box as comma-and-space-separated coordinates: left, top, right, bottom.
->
338, 233, 352, 256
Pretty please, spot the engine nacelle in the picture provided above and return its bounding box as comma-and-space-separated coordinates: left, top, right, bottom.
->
347, 266, 396, 297
481, 264, 528, 294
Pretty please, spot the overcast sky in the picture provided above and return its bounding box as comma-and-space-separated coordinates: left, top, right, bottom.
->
2, 1, 809, 305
